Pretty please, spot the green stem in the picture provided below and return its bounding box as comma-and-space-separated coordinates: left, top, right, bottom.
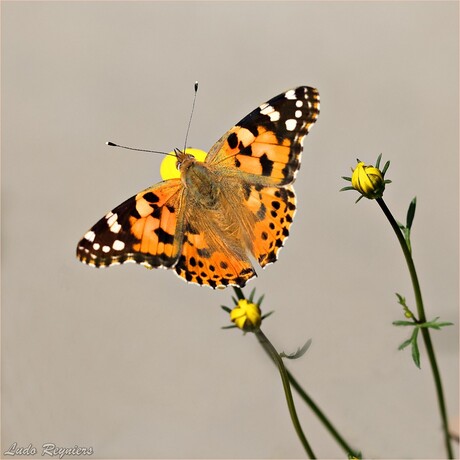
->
233, 286, 359, 457
286, 370, 361, 458
377, 197, 454, 459
254, 328, 317, 459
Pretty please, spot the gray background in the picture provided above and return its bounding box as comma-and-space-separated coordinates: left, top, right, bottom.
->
2, 1, 458, 458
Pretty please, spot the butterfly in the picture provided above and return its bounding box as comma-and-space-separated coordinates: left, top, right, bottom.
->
76, 86, 320, 288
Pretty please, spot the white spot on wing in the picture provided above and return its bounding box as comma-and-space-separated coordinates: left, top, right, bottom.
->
102, 245, 110, 253
260, 104, 274, 115
113, 240, 125, 251
285, 119, 297, 131
106, 213, 118, 227
84, 231, 96, 243
295, 110, 302, 118
93, 243, 100, 250
285, 89, 296, 100
269, 111, 280, 121
296, 100, 303, 107
110, 222, 122, 234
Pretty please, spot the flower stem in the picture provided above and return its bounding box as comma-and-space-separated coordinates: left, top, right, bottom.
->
286, 370, 361, 457
254, 328, 317, 459
377, 197, 454, 459
232, 286, 359, 457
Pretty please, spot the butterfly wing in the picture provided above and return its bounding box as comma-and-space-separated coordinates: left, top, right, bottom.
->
76, 180, 184, 269
174, 213, 256, 289
205, 86, 319, 270
242, 184, 297, 268
206, 86, 320, 186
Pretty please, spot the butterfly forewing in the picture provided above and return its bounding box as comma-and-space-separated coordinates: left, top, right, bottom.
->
77, 180, 184, 269
206, 86, 320, 186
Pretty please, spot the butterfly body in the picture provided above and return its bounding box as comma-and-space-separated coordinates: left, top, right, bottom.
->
77, 86, 320, 288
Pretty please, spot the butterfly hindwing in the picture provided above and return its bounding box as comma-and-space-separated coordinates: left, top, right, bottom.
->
242, 184, 297, 267
174, 220, 256, 288
206, 86, 320, 186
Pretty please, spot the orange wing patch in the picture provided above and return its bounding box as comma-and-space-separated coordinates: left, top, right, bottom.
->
211, 126, 293, 183
243, 184, 296, 267
174, 224, 256, 288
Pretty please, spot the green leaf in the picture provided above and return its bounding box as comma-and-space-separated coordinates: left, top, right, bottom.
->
248, 287, 256, 303
340, 186, 355, 192
221, 305, 232, 313
355, 195, 364, 203
261, 310, 274, 321
382, 160, 390, 176
398, 337, 413, 350
221, 325, 237, 330
396, 220, 405, 230
393, 320, 415, 327
411, 328, 421, 368
342, 176, 352, 181
406, 197, 417, 230
280, 339, 312, 359
395, 293, 406, 305
257, 294, 265, 307
418, 317, 454, 330
404, 227, 412, 253
375, 153, 382, 168
431, 322, 454, 329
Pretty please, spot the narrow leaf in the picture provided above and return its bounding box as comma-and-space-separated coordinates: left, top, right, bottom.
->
342, 176, 352, 181
406, 197, 417, 230
257, 294, 265, 307
261, 310, 274, 320
248, 287, 256, 302
393, 320, 415, 327
398, 338, 413, 350
411, 329, 421, 368
395, 293, 406, 305
280, 339, 312, 359
375, 153, 383, 168
382, 160, 390, 176
221, 305, 232, 313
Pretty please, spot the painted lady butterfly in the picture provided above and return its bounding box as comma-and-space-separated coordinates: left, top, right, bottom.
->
76, 86, 320, 288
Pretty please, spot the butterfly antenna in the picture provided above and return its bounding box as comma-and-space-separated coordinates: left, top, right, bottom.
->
183, 81, 199, 153
106, 141, 176, 157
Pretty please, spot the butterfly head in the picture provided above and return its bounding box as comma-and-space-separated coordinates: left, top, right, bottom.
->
174, 148, 197, 170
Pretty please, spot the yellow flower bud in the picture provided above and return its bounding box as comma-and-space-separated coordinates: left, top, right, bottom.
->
351, 162, 385, 199
160, 148, 207, 180
230, 299, 261, 332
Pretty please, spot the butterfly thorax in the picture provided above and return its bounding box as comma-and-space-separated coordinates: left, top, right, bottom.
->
179, 157, 219, 209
